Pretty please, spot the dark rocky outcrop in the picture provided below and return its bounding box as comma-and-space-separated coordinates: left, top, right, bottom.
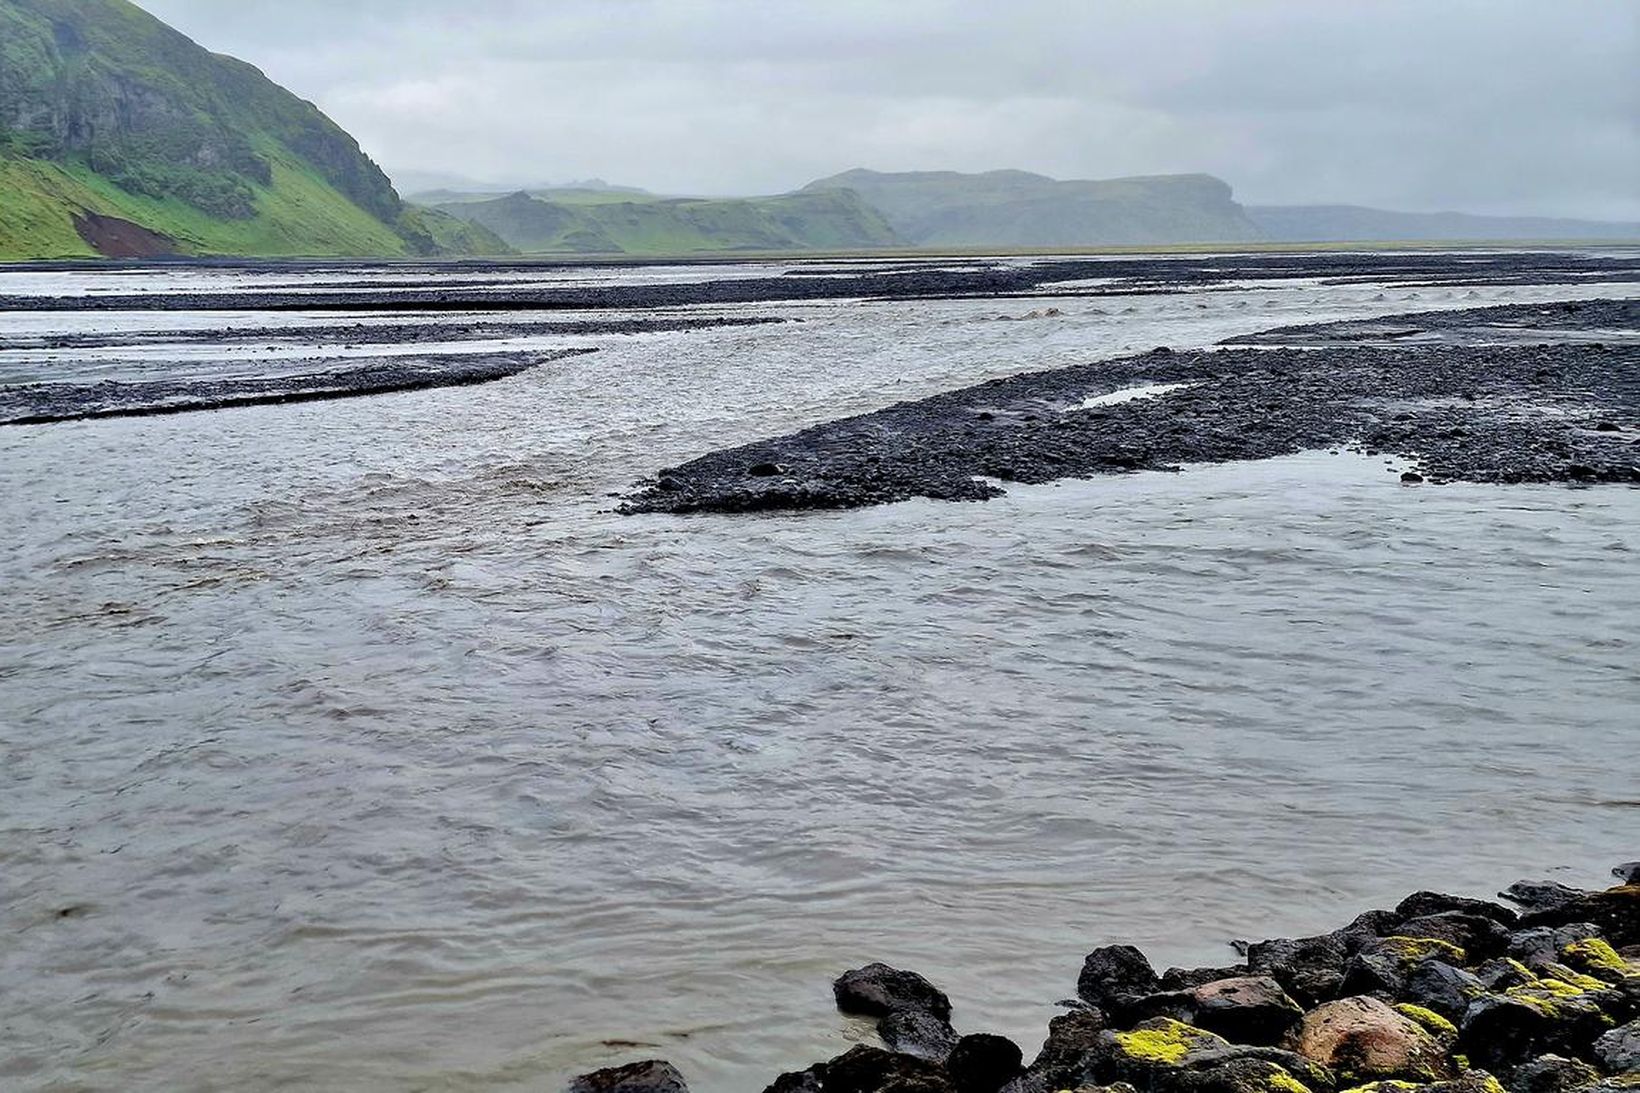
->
566, 1060, 690, 1093
720, 863, 1638, 1093
1078, 946, 1162, 1015
835, 963, 954, 1022
946, 1034, 1024, 1093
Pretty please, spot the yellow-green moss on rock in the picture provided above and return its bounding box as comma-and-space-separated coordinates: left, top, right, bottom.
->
1395, 1004, 1458, 1040
1112, 1018, 1227, 1065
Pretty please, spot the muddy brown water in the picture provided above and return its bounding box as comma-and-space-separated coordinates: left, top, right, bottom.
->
1, 257, 1637, 1091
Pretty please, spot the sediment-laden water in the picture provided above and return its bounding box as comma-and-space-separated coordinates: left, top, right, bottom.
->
1, 255, 1637, 1092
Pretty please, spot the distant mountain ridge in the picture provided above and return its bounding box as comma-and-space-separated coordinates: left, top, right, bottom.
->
1246, 204, 1640, 243
802, 168, 1263, 246
0, 0, 508, 258
429, 188, 900, 255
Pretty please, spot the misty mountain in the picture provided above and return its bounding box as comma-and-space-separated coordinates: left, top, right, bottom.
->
0, 0, 508, 258
1246, 205, 1640, 243
801, 168, 1263, 246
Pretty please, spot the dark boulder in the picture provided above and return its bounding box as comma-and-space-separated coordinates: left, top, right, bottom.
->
1396, 892, 1520, 927
1475, 956, 1539, 992
836, 963, 954, 1022
1557, 938, 1637, 984
1161, 966, 1253, 991
1593, 1018, 1640, 1074
1511, 925, 1605, 969
881, 1009, 960, 1063
567, 1060, 690, 1093
1248, 934, 1351, 1006
1520, 887, 1640, 948
1188, 976, 1305, 1046
1082, 1017, 1335, 1092
1078, 945, 1162, 1013
763, 1065, 826, 1093
1018, 1008, 1107, 1090
1508, 1054, 1602, 1093
1396, 912, 1513, 960
822, 1045, 956, 1093
1402, 960, 1487, 1023
948, 1033, 1024, 1093
1504, 882, 1593, 915
1289, 996, 1454, 1083
1341, 936, 1469, 998
1458, 989, 1617, 1074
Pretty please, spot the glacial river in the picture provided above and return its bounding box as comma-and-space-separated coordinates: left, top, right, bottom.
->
1, 257, 1636, 1091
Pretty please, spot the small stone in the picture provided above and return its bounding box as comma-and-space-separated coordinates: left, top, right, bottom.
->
566, 1059, 689, 1093
1401, 471, 1425, 483
747, 461, 784, 477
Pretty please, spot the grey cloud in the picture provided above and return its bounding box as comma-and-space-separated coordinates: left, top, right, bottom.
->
139, 0, 1640, 218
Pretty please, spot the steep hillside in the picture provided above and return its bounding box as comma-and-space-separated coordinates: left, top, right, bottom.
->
430, 188, 901, 255
1246, 205, 1640, 243
0, 0, 508, 258
802, 168, 1261, 246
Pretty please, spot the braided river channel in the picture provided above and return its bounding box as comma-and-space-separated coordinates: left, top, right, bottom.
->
2, 254, 1637, 1091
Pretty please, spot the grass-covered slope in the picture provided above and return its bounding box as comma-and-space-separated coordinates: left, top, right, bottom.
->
429, 188, 901, 255
803, 168, 1263, 246
0, 0, 508, 258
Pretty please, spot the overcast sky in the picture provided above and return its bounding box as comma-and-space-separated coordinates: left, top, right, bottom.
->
140, 0, 1638, 219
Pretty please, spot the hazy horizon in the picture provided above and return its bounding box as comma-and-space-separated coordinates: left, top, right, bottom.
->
131, 1, 1639, 220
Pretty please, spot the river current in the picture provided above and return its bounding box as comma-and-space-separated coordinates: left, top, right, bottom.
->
2, 257, 1636, 1091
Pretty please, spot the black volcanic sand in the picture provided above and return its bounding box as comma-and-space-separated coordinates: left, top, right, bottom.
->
2, 252, 1635, 313
0, 315, 782, 353
623, 300, 1639, 514
0, 349, 593, 425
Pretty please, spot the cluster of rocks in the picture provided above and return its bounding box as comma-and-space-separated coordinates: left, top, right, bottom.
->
624, 299, 1639, 514
568, 863, 1639, 1093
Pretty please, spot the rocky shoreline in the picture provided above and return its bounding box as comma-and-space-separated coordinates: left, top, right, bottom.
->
569, 863, 1640, 1093
623, 299, 1639, 514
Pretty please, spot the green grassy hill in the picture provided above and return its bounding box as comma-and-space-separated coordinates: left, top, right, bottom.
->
428, 187, 902, 255
0, 0, 509, 258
